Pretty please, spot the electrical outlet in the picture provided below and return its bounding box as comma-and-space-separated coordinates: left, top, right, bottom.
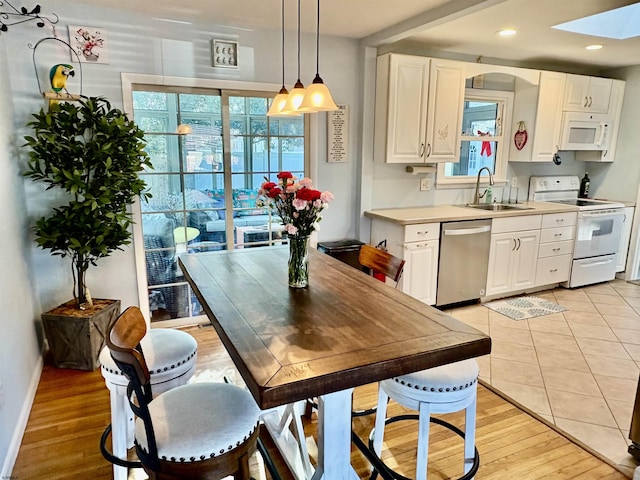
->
420, 177, 431, 191
511, 177, 518, 187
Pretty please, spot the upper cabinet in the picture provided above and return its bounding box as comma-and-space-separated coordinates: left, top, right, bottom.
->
425, 59, 466, 162
374, 54, 429, 164
374, 54, 626, 165
575, 79, 626, 163
563, 74, 612, 113
509, 71, 567, 162
374, 54, 465, 163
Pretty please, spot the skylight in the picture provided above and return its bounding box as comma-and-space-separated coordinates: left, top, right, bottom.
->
552, 2, 640, 40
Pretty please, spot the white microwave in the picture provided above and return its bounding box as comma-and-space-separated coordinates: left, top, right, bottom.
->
559, 112, 611, 151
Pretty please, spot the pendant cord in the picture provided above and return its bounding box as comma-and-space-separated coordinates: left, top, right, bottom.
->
315, 0, 320, 75
296, 0, 301, 81
280, 0, 285, 86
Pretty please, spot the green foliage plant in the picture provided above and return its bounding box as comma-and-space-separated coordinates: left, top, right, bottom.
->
24, 96, 152, 309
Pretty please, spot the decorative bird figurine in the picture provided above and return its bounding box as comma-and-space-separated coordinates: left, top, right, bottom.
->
49, 64, 75, 97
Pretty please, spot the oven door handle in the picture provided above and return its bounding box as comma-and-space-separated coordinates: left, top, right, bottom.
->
580, 210, 625, 218
581, 258, 614, 267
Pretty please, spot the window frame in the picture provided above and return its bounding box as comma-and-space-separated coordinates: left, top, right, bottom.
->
436, 88, 514, 187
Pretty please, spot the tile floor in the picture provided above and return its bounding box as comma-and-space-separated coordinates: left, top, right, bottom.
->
444, 278, 640, 477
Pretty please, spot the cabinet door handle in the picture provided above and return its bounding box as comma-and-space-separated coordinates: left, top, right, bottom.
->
556, 218, 564, 223
552, 248, 560, 252
425, 143, 432, 158
417, 231, 428, 236
583, 96, 589, 107
419, 143, 425, 157
512, 238, 517, 251
549, 268, 558, 273
517, 238, 521, 250
588, 96, 593, 107
554, 233, 563, 237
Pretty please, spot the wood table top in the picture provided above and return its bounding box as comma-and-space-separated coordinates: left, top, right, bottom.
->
179, 246, 491, 409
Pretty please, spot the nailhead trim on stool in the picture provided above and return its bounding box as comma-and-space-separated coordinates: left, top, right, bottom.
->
100, 329, 198, 387
135, 383, 260, 463
371, 359, 480, 480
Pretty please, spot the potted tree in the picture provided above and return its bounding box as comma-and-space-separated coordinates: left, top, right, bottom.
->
24, 96, 151, 370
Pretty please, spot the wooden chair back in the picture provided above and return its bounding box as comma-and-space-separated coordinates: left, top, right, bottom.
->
107, 306, 150, 387
105, 306, 160, 468
358, 244, 405, 283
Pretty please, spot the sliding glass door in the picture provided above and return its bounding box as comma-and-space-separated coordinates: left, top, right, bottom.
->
132, 88, 307, 323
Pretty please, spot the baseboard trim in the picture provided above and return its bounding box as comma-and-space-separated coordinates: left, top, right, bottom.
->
0, 352, 44, 478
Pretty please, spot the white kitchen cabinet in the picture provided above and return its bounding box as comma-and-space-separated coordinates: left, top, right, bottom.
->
616, 206, 634, 273
374, 54, 464, 164
374, 54, 429, 164
509, 71, 566, 162
370, 219, 439, 305
402, 240, 439, 305
576, 79, 625, 163
424, 58, 465, 162
563, 74, 612, 114
486, 215, 542, 296
535, 212, 576, 286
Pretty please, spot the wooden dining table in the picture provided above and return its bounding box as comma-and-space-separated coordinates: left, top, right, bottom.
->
178, 245, 491, 480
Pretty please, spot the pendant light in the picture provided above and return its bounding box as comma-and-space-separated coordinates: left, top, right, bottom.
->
267, 0, 290, 116
280, 0, 306, 114
299, 0, 338, 112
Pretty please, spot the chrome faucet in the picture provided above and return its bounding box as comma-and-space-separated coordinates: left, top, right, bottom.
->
473, 166, 495, 205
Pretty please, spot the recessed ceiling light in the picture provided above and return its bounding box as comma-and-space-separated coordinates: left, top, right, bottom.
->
497, 28, 518, 37
585, 44, 604, 50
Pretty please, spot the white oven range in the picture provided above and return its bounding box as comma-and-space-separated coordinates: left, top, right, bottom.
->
529, 176, 624, 288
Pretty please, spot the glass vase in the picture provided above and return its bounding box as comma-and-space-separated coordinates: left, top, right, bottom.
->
288, 235, 310, 288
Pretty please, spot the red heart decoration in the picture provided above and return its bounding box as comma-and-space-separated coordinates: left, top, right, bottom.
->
514, 129, 527, 151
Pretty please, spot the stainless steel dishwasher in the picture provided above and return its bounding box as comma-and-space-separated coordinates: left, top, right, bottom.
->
436, 219, 492, 306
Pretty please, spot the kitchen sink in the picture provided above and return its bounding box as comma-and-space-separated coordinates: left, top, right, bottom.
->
465, 203, 533, 211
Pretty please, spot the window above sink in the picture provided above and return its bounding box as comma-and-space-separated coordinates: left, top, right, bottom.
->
437, 88, 513, 187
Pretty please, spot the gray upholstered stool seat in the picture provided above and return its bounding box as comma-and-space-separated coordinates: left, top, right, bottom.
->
137, 382, 260, 463
372, 359, 480, 480
99, 328, 198, 480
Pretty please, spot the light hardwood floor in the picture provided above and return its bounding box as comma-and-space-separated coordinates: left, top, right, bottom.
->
12, 322, 631, 479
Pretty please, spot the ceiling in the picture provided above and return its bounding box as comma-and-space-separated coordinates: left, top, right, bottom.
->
70, 0, 640, 69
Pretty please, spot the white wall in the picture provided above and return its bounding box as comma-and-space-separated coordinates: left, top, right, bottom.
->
0, 41, 41, 476
589, 65, 640, 203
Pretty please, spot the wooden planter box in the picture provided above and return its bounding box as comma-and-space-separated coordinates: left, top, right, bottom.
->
41, 299, 121, 371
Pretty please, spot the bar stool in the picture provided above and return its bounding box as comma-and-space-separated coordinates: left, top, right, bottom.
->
99, 328, 198, 480
371, 359, 480, 480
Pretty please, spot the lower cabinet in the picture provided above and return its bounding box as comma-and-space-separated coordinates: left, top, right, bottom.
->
370, 219, 440, 305
402, 240, 439, 305
486, 215, 542, 297
371, 211, 579, 303
486, 230, 540, 296
535, 212, 576, 286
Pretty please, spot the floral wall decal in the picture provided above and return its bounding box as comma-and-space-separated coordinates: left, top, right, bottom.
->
68, 25, 109, 64
437, 124, 449, 141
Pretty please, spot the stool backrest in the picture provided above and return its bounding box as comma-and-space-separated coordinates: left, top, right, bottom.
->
106, 306, 160, 468
358, 244, 405, 283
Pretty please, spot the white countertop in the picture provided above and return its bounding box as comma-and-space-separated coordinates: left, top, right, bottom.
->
364, 201, 578, 225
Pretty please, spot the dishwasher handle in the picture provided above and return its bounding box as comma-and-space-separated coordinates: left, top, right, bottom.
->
443, 225, 491, 236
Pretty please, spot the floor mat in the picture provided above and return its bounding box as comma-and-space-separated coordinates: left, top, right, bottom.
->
484, 295, 567, 320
